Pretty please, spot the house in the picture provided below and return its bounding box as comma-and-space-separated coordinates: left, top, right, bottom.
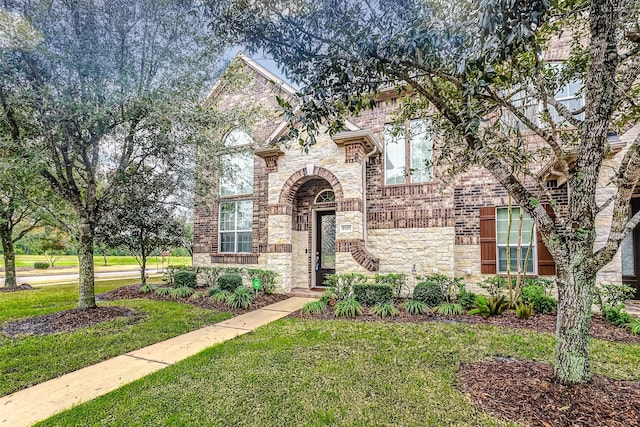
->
193, 52, 640, 296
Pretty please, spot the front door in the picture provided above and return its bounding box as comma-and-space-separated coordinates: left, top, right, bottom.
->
622, 198, 640, 299
315, 210, 336, 287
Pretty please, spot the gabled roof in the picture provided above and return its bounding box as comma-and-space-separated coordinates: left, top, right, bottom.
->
205, 53, 362, 142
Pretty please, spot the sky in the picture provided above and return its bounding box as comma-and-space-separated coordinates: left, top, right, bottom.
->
223, 46, 297, 88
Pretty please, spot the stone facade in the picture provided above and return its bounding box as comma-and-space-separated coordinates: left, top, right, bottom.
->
193, 53, 632, 294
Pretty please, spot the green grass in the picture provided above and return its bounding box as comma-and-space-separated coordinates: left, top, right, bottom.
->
0, 278, 231, 396
0, 277, 163, 323
6, 255, 192, 268
38, 319, 640, 426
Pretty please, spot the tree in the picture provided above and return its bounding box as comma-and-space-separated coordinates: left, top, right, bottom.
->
209, 0, 640, 384
1, 0, 220, 308
35, 227, 71, 267
98, 172, 185, 286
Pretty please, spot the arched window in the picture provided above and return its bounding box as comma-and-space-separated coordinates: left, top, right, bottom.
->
219, 129, 254, 253
315, 189, 335, 204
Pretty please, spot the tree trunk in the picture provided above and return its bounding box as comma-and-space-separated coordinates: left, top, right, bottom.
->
140, 252, 147, 287
0, 224, 17, 288
554, 266, 595, 385
77, 218, 96, 309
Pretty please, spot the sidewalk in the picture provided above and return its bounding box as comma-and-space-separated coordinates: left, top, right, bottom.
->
0, 297, 316, 427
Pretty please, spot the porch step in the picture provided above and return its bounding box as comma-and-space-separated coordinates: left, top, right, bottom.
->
290, 287, 325, 298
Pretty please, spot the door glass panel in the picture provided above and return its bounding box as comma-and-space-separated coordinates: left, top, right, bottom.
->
621, 232, 635, 276
320, 214, 336, 269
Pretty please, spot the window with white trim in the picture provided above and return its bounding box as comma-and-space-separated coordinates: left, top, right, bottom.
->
219, 200, 253, 253
384, 119, 433, 185
496, 207, 536, 274
315, 189, 335, 204
219, 129, 254, 253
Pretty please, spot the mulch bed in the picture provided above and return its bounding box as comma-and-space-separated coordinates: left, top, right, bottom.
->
98, 284, 288, 315
459, 359, 640, 427
289, 303, 640, 344
0, 284, 35, 293
2, 306, 138, 337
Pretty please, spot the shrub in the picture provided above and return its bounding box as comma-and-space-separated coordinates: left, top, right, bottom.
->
478, 276, 508, 297
469, 295, 509, 318
227, 286, 253, 309
211, 290, 232, 304
170, 286, 194, 298
353, 283, 394, 306
323, 273, 368, 300
375, 273, 408, 298
191, 291, 206, 300
154, 287, 171, 296
174, 271, 197, 288
140, 283, 154, 293
403, 299, 428, 315
603, 305, 633, 327
246, 268, 279, 294
370, 303, 399, 318
437, 303, 463, 316
199, 267, 225, 288
516, 302, 534, 319
629, 318, 640, 334
594, 282, 635, 311
207, 286, 221, 297
320, 289, 338, 305
218, 274, 243, 292
413, 281, 445, 307
524, 277, 555, 295
521, 285, 557, 314
33, 262, 50, 269
301, 300, 328, 315
458, 291, 478, 311
333, 297, 363, 317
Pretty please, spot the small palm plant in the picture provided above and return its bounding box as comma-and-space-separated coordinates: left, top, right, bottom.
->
403, 299, 428, 315
333, 297, 363, 317
370, 303, 399, 318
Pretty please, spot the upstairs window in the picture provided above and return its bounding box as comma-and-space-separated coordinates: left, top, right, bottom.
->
384, 119, 433, 185
220, 129, 254, 196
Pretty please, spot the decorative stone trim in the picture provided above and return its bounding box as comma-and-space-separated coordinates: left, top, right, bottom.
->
255, 147, 285, 173
336, 239, 379, 272
279, 166, 344, 206
345, 143, 366, 163
337, 198, 363, 212
257, 243, 292, 253
210, 254, 259, 264
268, 204, 293, 215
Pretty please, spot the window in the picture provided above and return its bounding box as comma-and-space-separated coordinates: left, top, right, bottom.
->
496, 207, 536, 274
220, 129, 254, 196
384, 119, 433, 185
219, 129, 254, 253
219, 201, 253, 253
550, 78, 584, 123
315, 189, 335, 204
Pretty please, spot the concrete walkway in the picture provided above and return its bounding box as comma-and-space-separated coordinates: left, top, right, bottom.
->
0, 297, 316, 427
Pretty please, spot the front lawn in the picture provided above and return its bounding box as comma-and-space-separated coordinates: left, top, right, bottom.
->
4, 254, 192, 269
38, 319, 640, 426
0, 279, 231, 396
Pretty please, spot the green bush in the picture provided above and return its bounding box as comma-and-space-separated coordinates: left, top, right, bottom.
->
516, 302, 534, 319
413, 281, 445, 307
469, 295, 509, 318
170, 286, 194, 298
227, 286, 253, 309
320, 289, 338, 304
246, 268, 279, 294
594, 282, 635, 311
603, 305, 633, 327
211, 290, 232, 304
629, 318, 640, 334
478, 276, 508, 297
140, 283, 154, 293
323, 273, 368, 300
33, 262, 50, 269
457, 291, 478, 311
521, 285, 557, 314
437, 303, 463, 316
173, 271, 197, 288
370, 303, 399, 318
375, 273, 408, 298
353, 283, 394, 306
333, 298, 363, 317
190, 291, 206, 300
218, 274, 243, 292
403, 299, 428, 315
199, 267, 225, 288
301, 300, 328, 315
154, 287, 171, 296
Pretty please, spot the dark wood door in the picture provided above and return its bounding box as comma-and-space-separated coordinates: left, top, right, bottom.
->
622, 198, 640, 299
315, 210, 336, 287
